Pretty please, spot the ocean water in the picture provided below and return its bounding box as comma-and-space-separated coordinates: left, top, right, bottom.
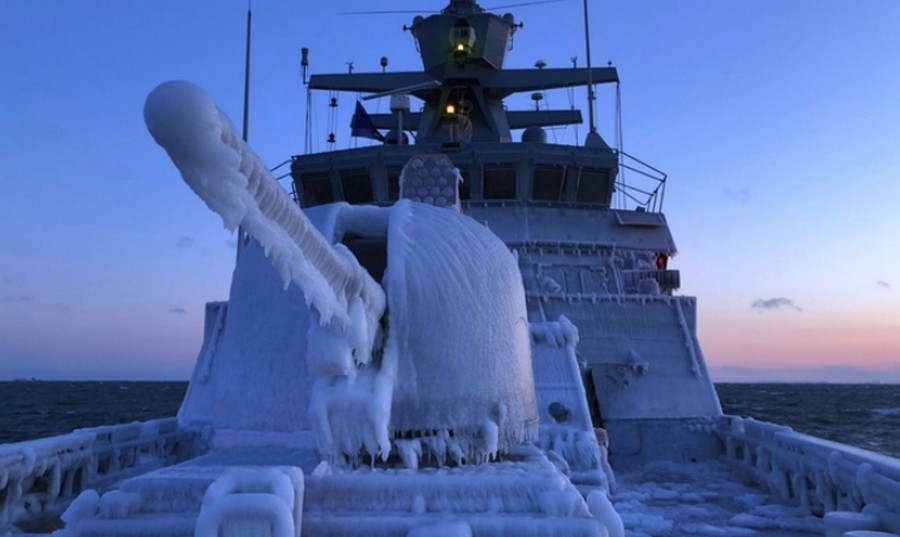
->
1, 381, 899, 458
717, 383, 900, 458
0, 381, 186, 445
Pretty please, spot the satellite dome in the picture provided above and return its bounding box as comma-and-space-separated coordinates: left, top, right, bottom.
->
522, 125, 547, 143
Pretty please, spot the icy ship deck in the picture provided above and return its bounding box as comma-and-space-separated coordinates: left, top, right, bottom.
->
15, 455, 825, 537
6, 418, 900, 536
616, 459, 822, 537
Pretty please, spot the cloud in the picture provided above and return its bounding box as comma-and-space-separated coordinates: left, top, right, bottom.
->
168, 307, 187, 314
175, 236, 195, 248
723, 187, 750, 205
751, 297, 802, 312
3, 294, 34, 303
54, 302, 72, 313
877, 280, 891, 289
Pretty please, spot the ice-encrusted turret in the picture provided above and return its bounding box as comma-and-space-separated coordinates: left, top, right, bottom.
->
385, 199, 538, 461
146, 81, 537, 464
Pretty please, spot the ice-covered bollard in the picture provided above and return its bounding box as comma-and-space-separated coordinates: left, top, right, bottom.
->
824, 511, 880, 537
60, 489, 100, 525
195, 467, 304, 537
195, 494, 294, 537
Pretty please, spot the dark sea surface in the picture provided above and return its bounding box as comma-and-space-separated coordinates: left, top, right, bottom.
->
1, 382, 899, 458
0, 381, 187, 444
717, 383, 900, 459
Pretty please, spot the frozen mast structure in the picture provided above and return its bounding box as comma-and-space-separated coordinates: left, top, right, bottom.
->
287, 0, 721, 468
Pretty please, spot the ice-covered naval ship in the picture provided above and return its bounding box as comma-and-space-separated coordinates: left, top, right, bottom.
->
3, 1, 900, 536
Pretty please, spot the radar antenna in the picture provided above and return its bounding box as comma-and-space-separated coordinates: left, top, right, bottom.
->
337, 0, 568, 16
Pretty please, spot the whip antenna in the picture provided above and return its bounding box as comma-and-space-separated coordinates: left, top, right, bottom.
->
238, 0, 252, 258
241, 0, 252, 142
582, 0, 595, 134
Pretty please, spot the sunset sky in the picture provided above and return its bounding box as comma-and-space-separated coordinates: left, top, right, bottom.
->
2, 0, 899, 381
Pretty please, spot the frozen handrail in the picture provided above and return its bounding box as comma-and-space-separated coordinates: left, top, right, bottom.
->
719, 415, 900, 530
0, 418, 198, 531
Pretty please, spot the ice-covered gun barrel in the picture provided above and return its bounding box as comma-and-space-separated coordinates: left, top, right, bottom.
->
144, 80, 385, 376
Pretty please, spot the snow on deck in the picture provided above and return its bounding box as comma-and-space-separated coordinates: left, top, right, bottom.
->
614, 459, 823, 537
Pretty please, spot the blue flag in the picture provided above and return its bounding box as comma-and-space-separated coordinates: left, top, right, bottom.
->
350, 101, 385, 142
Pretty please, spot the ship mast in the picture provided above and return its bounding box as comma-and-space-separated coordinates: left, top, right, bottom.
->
582, 0, 596, 134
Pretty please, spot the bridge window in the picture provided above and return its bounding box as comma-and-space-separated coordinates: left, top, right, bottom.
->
483, 165, 517, 199
575, 168, 610, 204
300, 172, 334, 208
532, 165, 567, 201
340, 168, 374, 204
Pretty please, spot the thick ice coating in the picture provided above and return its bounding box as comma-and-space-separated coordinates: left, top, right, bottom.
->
144, 80, 385, 346
147, 80, 537, 464
385, 200, 539, 461
145, 80, 386, 456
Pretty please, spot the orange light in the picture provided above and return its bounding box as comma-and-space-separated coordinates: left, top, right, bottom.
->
446, 104, 456, 114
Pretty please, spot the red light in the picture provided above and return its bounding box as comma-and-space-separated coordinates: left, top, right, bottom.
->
656, 253, 668, 270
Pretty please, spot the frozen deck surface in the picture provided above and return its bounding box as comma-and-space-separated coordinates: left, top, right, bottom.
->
615, 459, 823, 537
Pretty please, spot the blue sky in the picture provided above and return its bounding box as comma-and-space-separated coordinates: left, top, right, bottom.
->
1, 0, 899, 381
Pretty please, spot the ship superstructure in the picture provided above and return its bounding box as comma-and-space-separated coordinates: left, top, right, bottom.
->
290, 0, 721, 469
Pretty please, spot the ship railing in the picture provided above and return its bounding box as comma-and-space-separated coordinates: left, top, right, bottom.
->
269, 159, 299, 204
718, 415, 900, 532
0, 417, 202, 530
613, 149, 667, 213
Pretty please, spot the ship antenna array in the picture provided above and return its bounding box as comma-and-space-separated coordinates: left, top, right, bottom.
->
301, 47, 310, 85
